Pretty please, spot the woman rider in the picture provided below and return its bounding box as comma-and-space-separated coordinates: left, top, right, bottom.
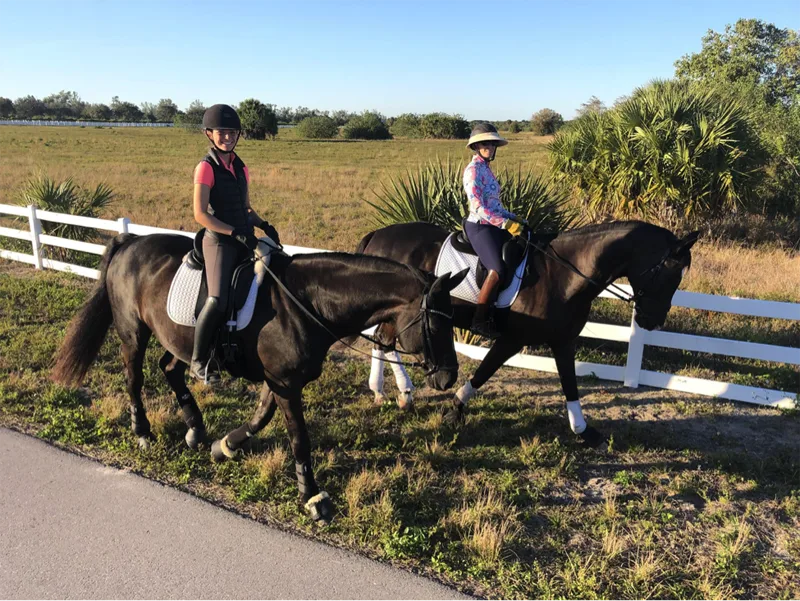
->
463, 122, 527, 339
191, 104, 280, 384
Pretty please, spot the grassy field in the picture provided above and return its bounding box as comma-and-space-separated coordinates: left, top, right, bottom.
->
0, 126, 799, 598
0, 126, 550, 250
0, 264, 798, 599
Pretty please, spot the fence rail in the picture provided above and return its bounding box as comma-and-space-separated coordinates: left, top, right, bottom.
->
1, 202, 797, 409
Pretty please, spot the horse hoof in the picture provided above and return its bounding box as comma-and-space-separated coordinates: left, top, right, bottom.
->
579, 426, 605, 448
211, 437, 242, 462
442, 402, 465, 427
373, 393, 387, 406
138, 435, 154, 451
304, 491, 334, 523
185, 427, 208, 450
397, 391, 413, 411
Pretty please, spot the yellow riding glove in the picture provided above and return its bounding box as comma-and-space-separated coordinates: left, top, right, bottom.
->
503, 220, 523, 236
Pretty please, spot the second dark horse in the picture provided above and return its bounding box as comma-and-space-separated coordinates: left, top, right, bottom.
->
358, 220, 698, 445
52, 233, 467, 521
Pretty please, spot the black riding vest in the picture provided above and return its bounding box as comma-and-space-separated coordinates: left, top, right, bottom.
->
203, 150, 251, 234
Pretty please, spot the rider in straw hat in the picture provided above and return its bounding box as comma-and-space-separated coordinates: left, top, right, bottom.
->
190, 104, 280, 384
463, 122, 527, 339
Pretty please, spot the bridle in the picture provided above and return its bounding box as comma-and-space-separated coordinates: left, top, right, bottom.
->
393, 295, 457, 376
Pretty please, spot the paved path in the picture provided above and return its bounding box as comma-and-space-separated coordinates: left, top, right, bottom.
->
0, 428, 469, 599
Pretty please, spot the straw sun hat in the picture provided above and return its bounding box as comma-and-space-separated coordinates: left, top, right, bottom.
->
466, 122, 508, 149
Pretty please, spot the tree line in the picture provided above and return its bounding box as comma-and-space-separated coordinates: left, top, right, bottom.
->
547, 18, 800, 229
0, 90, 580, 137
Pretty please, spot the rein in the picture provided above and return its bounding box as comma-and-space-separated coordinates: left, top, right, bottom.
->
256, 255, 450, 375
522, 237, 671, 305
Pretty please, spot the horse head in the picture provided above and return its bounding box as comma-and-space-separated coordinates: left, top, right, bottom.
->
395, 268, 468, 391
627, 230, 699, 330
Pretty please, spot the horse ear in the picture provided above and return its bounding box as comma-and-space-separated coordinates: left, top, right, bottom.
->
429, 272, 451, 295
672, 230, 700, 256
446, 268, 469, 291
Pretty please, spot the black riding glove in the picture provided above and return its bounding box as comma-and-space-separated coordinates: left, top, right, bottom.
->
231, 227, 259, 251
258, 220, 281, 246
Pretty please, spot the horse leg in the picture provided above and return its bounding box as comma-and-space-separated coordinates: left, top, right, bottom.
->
158, 351, 208, 450
119, 323, 153, 450
211, 382, 278, 460
369, 347, 387, 405
368, 324, 414, 410
444, 336, 523, 426
551, 342, 604, 447
265, 390, 333, 522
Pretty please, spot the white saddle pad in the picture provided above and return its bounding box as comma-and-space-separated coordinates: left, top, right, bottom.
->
166, 237, 278, 331
434, 233, 527, 308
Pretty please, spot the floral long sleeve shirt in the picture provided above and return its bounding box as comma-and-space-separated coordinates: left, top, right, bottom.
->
462, 154, 515, 227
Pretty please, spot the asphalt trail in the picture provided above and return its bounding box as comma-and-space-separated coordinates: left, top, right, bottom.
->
0, 428, 469, 599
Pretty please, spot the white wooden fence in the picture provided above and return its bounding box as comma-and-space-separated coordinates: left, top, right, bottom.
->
1, 203, 797, 409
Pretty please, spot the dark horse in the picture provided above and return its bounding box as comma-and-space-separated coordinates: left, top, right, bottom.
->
357, 221, 698, 444
52, 233, 467, 521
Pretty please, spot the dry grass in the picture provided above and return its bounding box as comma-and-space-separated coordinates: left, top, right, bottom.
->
248, 445, 289, 487
464, 516, 521, 564
344, 466, 384, 516
687, 242, 800, 301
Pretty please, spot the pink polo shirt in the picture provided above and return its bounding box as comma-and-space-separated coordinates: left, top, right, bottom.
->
193, 154, 250, 188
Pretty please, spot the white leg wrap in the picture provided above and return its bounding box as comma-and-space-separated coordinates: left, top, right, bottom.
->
369, 349, 385, 395
567, 400, 587, 435
385, 350, 414, 392
456, 380, 476, 405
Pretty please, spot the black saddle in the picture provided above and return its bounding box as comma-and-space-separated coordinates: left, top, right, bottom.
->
454, 220, 528, 289
185, 228, 256, 319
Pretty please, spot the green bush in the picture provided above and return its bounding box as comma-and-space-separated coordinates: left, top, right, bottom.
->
238, 98, 278, 140
368, 157, 579, 233
342, 112, 392, 140
549, 79, 765, 225
389, 113, 422, 138
419, 113, 470, 139
296, 115, 339, 139
530, 109, 564, 135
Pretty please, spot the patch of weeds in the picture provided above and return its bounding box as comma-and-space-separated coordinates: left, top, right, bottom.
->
34, 385, 98, 445
613, 469, 646, 488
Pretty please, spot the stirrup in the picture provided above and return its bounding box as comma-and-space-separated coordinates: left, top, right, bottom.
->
190, 357, 221, 385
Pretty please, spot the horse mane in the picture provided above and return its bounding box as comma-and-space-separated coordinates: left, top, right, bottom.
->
557, 220, 677, 243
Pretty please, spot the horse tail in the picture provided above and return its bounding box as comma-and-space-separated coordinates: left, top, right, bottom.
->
51, 234, 135, 387
355, 230, 376, 255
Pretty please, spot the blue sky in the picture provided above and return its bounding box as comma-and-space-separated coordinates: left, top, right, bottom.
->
1, 0, 797, 120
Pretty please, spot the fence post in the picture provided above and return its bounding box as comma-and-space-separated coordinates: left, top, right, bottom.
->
624, 309, 645, 388
27, 204, 43, 270
118, 217, 130, 234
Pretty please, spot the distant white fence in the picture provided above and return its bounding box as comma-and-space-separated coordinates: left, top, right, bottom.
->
1, 203, 798, 409
0, 120, 173, 127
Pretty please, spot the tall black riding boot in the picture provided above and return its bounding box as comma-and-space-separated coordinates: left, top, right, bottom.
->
190, 296, 224, 385
471, 270, 501, 339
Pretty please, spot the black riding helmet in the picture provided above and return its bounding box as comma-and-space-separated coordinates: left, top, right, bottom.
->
203, 104, 241, 153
